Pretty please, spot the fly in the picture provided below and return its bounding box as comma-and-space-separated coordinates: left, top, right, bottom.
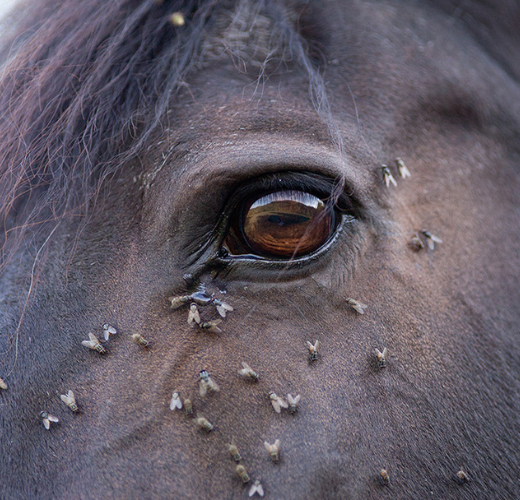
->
381, 165, 397, 187
170, 392, 183, 411
199, 370, 220, 397
346, 298, 368, 314
102, 323, 117, 341
81, 333, 106, 354
40, 411, 59, 430
396, 158, 411, 178
60, 390, 78, 412
306, 340, 319, 361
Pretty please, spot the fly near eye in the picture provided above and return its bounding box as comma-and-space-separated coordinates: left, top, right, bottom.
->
225, 190, 335, 259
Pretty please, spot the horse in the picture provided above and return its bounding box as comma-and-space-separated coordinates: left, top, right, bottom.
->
0, 0, 519, 498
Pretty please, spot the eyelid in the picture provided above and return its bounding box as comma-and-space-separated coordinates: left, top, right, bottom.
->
179, 170, 361, 281
171, 137, 362, 200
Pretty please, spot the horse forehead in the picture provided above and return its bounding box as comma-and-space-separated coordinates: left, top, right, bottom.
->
161, 1, 510, 156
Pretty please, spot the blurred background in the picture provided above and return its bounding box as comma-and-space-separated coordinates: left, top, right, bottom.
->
0, 0, 18, 20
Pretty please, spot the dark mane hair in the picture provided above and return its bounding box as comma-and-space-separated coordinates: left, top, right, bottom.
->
0, 0, 216, 266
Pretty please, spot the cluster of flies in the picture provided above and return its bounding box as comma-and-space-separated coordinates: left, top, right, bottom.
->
39, 389, 79, 430
41, 323, 149, 430
170, 364, 282, 497
170, 290, 233, 334
165, 292, 387, 495
410, 230, 443, 252
381, 157, 411, 187
168, 301, 382, 494
81, 323, 150, 354
380, 158, 443, 252
42, 324, 122, 429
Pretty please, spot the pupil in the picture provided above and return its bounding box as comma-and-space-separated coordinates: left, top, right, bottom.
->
267, 214, 310, 226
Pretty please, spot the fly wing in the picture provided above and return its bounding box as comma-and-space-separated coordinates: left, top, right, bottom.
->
103, 329, 110, 341
170, 395, 183, 411
199, 380, 208, 397
205, 320, 223, 333
271, 399, 281, 413
279, 398, 288, 409
216, 301, 233, 317
288, 394, 301, 405
402, 165, 411, 178
43, 419, 50, 430
88, 332, 99, 344
60, 394, 71, 405
48, 414, 59, 423
81, 340, 95, 349
170, 296, 185, 309
249, 482, 264, 497
210, 379, 220, 392
211, 325, 223, 334
354, 303, 366, 314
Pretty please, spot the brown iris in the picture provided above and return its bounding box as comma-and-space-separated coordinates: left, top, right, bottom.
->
225, 190, 335, 259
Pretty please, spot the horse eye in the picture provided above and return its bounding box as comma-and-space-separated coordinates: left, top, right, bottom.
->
224, 190, 336, 259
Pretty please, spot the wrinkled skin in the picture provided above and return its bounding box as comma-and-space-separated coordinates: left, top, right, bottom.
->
2, 1, 520, 499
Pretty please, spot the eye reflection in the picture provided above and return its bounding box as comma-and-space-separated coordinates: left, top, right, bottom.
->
224, 190, 335, 259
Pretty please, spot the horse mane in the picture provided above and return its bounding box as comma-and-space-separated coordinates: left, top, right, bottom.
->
0, 0, 208, 265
